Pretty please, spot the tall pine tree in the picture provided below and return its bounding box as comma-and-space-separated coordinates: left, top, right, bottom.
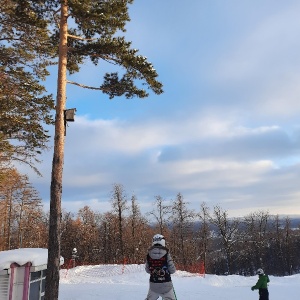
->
2, 2, 163, 298
46, 1, 163, 298
0, 1, 55, 171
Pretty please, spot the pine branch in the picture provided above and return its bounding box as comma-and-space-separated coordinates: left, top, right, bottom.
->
68, 34, 96, 41
66, 80, 103, 90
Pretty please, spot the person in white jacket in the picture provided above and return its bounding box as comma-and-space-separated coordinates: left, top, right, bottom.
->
145, 234, 176, 300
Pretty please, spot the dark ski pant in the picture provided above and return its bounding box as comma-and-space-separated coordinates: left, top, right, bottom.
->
259, 288, 269, 300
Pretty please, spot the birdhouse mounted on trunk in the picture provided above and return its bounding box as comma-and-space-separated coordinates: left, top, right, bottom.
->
64, 108, 76, 136
64, 108, 76, 122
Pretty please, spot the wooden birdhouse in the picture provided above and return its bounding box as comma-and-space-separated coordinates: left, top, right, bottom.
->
64, 108, 76, 122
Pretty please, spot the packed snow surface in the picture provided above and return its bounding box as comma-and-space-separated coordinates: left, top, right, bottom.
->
59, 264, 300, 300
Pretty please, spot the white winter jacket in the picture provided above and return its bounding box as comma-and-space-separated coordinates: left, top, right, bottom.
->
145, 245, 176, 294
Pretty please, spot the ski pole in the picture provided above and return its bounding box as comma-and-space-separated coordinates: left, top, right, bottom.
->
161, 283, 177, 300
172, 283, 178, 300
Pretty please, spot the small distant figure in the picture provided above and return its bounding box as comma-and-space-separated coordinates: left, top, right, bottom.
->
251, 268, 270, 300
72, 248, 78, 257
145, 234, 176, 300
71, 248, 78, 268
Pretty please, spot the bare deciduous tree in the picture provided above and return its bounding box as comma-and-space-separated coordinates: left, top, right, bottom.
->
170, 193, 195, 270
111, 183, 128, 261
148, 195, 171, 235
210, 205, 240, 275
196, 202, 211, 273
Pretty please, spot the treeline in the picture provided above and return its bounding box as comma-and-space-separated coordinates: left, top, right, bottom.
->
0, 167, 48, 250
1, 178, 300, 276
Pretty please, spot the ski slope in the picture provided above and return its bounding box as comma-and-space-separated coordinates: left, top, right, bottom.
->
59, 264, 300, 300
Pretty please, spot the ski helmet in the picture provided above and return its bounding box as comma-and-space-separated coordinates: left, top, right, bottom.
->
256, 268, 264, 275
152, 234, 165, 247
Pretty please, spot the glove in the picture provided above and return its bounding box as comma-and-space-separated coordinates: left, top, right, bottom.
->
251, 287, 255, 291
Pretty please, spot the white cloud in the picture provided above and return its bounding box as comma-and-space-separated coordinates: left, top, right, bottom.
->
61, 198, 111, 214
209, 2, 300, 117
214, 3, 300, 81
17, 1, 300, 220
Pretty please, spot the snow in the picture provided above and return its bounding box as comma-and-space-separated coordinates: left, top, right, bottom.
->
0, 248, 48, 269
1, 248, 298, 299
59, 264, 300, 300
0, 248, 64, 270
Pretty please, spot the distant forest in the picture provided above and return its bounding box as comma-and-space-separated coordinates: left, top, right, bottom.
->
1, 177, 300, 276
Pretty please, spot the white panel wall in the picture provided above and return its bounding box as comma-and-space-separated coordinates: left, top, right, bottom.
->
0, 274, 9, 300
12, 266, 25, 300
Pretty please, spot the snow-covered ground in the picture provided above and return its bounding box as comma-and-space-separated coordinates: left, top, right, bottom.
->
59, 264, 300, 300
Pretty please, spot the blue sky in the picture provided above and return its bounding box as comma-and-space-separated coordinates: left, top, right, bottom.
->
23, 0, 300, 217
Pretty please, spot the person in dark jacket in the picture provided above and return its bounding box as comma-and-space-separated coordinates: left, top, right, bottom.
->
145, 234, 176, 300
251, 268, 270, 300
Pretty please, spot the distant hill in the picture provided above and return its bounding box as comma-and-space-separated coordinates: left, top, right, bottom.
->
191, 215, 300, 231
289, 217, 300, 228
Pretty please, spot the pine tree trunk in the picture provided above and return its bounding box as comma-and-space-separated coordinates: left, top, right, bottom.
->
45, 1, 68, 299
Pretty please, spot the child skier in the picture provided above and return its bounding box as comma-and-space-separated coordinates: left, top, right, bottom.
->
145, 234, 176, 300
251, 268, 270, 300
